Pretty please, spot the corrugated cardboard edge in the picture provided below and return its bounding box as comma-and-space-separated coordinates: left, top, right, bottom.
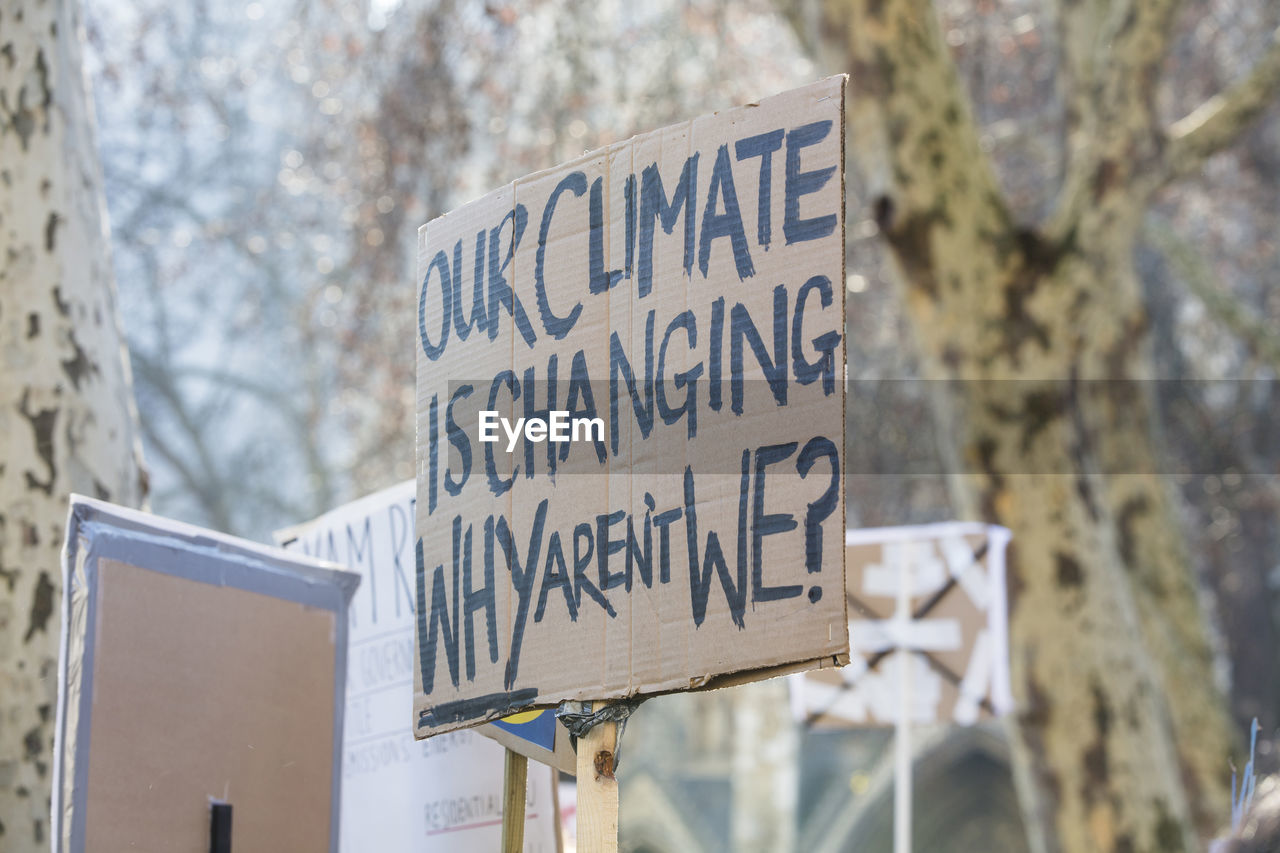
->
416, 74, 851, 258
51, 495, 360, 853
418, 649, 853, 737
838, 70, 850, 699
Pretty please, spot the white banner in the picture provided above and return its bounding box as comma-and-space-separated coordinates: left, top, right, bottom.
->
279, 481, 560, 853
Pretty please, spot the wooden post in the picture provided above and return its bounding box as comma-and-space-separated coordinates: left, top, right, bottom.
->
575, 703, 619, 853
501, 748, 529, 853
894, 649, 912, 853
894, 547, 913, 853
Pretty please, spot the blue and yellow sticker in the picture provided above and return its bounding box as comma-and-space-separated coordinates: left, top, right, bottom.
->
492, 709, 557, 752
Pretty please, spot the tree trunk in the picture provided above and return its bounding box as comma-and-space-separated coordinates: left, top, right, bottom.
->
885, 129, 1211, 853
775, 0, 1266, 849
0, 0, 147, 847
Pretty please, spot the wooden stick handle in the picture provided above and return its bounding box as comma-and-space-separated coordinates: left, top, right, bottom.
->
501, 748, 529, 853
575, 704, 619, 853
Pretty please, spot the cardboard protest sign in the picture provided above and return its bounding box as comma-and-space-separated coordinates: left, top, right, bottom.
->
52, 496, 359, 853
413, 76, 849, 736
793, 524, 1013, 727
276, 480, 564, 853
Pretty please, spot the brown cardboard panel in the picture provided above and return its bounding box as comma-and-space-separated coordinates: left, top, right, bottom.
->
81, 558, 337, 852
414, 77, 850, 738
53, 497, 357, 853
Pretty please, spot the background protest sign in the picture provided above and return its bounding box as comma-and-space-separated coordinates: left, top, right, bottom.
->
414, 76, 849, 737
792, 523, 1014, 727
52, 497, 359, 853
277, 480, 563, 852
278, 479, 575, 774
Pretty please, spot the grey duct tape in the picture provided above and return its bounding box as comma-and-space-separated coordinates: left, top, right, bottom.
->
52, 496, 359, 853
555, 697, 645, 770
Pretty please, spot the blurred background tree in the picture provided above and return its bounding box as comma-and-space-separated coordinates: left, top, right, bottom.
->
0, 0, 147, 845
0, 0, 1265, 850
782, 0, 1280, 849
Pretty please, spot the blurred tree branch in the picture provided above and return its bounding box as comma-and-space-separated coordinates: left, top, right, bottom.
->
1146, 218, 1280, 374
1164, 26, 1280, 181
1047, 0, 1185, 242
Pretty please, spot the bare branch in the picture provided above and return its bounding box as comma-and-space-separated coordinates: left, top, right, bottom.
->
1047, 0, 1187, 242
1164, 26, 1280, 181
773, 0, 818, 64
1045, 0, 1100, 242
819, 0, 1010, 230
1146, 219, 1280, 374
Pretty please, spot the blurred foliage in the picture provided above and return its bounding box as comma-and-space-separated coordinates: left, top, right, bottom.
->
85, 0, 814, 539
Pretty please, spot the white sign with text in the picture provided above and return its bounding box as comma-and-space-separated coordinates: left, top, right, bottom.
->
279, 481, 559, 853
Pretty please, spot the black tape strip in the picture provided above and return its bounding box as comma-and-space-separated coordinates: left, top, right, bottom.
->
210, 802, 232, 853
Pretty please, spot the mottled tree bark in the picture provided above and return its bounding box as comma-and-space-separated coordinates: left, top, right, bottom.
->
781, 0, 1280, 850
0, 0, 147, 847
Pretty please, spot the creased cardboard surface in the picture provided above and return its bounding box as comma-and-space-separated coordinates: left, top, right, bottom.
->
414, 77, 850, 737
85, 558, 337, 852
